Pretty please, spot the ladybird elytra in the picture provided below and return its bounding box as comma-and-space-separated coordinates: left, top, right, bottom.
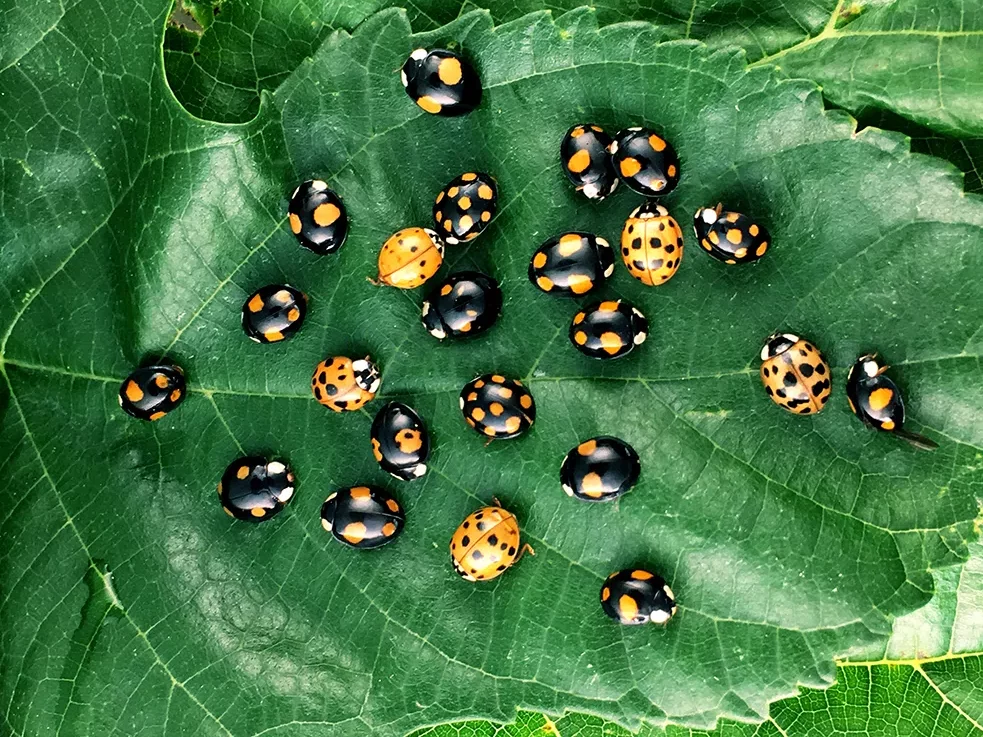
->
287, 179, 348, 254
241, 284, 308, 343
845, 354, 938, 450
560, 124, 618, 200
600, 569, 677, 625
693, 204, 771, 264
561, 436, 641, 501
610, 127, 681, 196
370, 402, 431, 480
321, 485, 405, 548
118, 364, 187, 421
449, 502, 533, 581
401, 48, 481, 116
219, 456, 296, 522
759, 333, 831, 414
459, 374, 536, 439
528, 232, 615, 296
312, 356, 381, 412
422, 271, 502, 339
377, 227, 444, 289
433, 172, 497, 243
620, 202, 683, 286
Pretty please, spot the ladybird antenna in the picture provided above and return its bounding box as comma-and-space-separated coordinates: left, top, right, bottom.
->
894, 428, 939, 451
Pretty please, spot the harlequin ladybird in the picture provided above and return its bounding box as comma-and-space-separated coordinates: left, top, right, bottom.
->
560, 124, 618, 200
694, 204, 770, 264
320, 486, 405, 548
570, 300, 647, 360
528, 232, 615, 296
600, 569, 676, 625
241, 284, 307, 343
433, 172, 497, 244
312, 356, 381, 412
561, 436, 640, 501
370, 402, 431, 480
422, 271, 502, 339
610, 128, 680, 196
760, 333, 832, 414
377, 227, 444, 289
846, 354, 938, 450
118, 364, 186, 421
450, 501, 533, 582
218, 456, 295, 522
401, 48, 481, 116
460, 374, 535, 439
287, 180, 348, 255
621, 202, 683, 286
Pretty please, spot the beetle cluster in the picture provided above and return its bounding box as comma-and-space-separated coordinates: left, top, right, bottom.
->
116, 44, 937, 637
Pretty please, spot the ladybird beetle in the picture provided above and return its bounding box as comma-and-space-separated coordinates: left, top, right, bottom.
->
433, 172, 497, 244
241, 284, 307, 343
621, 202, 683, 286
312, 356, 381, 412
570, 300, 647, 360
846, 354, 938, 450
401, 48, 481, 116
422, 271, 502, 340
528, 232, 615, 296
377, 227, 444, 289
321, 486, 405, 549
694, 204, 770, 264
287, 180, 348, 255
370, 401, 431, 480
561, 436, 640, 502
610, 128, 681, 196
450, 502, 533, 582
218, 456, 295, 522
600, 569, 676, 625
560, 124, 618, 200
760, 333, 832, 414
460, 374, 535, 439
118, 364, 186, 421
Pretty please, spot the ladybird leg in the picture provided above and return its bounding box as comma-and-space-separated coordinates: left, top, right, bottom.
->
515, 543, 536, 561
876, 364, 891, 375
491, 496, 502, 507
484, 437, 495, 448
366, 276, 381, 286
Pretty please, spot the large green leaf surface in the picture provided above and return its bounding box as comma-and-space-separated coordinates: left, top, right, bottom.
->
2, 3, 983, 736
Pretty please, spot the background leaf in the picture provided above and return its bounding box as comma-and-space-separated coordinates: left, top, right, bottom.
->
2, 3, 982, 737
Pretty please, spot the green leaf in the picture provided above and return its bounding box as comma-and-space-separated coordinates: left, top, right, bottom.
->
2, 4, 982, 736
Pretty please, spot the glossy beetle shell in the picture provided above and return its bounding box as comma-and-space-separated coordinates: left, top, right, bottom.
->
845, 355, 937, 449
370, 402, 431, 480
218, 456, 296, 522
560, 124, 618, 200
241, 284, 307, 343
561, 436, 640, 502
694, 204, 770, 264
570, 300, 648, 360
528, 232, 615, 296
377, 227, 444, 289
288, 180, 348, 255
401, 48, 481, 116
320, 486, 405, 549
433, 172, 497, 244
759, 333, 831, 415
312, 356, 381, 412
610, 128, 680, 196
600, 569, 677, 625
450, 504, 523, 582
118, 364, 186, 421
621, 201, 683, 286
460, 374, 535, 439
422, 271, 502, 339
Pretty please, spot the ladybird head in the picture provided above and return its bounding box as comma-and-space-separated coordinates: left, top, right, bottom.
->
761, 332, 799, 360
401, 48, 429, 87
858, 353, 881, 377
352, 358, 381, 393
423, 227, 445, 255
629, 201, 669, 220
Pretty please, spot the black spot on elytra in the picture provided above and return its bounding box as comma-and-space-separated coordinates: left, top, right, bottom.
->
783, 372, 798, 387
650, 259, 663, 269
631, 238, 642, 249
461, 535, 470, 547
496, 564, 506, 571
476, 520, 488, 532
815, 363, 827, 375
766, 386, 774, 396
462, 521, 469, 528
336, 374, 346, 382
508, 546, 516, 556
799, 364, 814, 378
649, 237, 662, 248
314, 387, 322, 399
325, 384, 338, 396
319, 372, 327, 383
622, 247, 630, 256
664, 244, 675, 253
420, 260, 426, 267
410, 245, 418, 252
633, 260, 645, 270
812, 380, 830, 396
471, 549, 483, 560
799, 349, 808, 356
488, 534, 499, 546
777, 388, 787, 399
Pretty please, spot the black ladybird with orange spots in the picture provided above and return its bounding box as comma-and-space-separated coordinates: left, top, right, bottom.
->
528, 232, 614, 296
401, 48, 481, 116
320, 486, 405, 549
118, 364, 186, 421
287, 180, 348, 255
460, 374, 535, 439
759, 333, 832, 415
422, 271, 502, 340
312, 356, 381, 412
433, 172, 497, 244
241, 284, 307, 343
846, 355, 938, 450
371, 402, 431, 480
610, 128, 680, 197
560, 124, 618, 200
600, 569, 676, 625
694, 204, 770, 264
570, 300, 647, 360
561, 436, 640, 502
218, 456, 296, 523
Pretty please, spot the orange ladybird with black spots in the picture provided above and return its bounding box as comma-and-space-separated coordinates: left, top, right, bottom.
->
620, 202, 683, 286
570, 299, 648, 360
377, 227, 444, 289
560, 436, 640, 502
560, 123, 618, 200
846, 354, 938, 450
118, 364, 186, 421
218, 456, 296, 523
600, 569, 677, 625
370, 401, 431, 480
312, 356, 381, 412
759, 332, 831, 415
450, 501, 533, 582
400, 48, 481, 117
287, 180, 348, 255
693, 203, 770, 264
610, 127, 681, 197
433, 172, 497, 244
241, 284, 307, 343
459, 374, 535, 439
321, 486, 405, 549
528, 232, 614, 296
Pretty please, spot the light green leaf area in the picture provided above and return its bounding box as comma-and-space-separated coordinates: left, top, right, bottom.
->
2, 4, 983, 737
